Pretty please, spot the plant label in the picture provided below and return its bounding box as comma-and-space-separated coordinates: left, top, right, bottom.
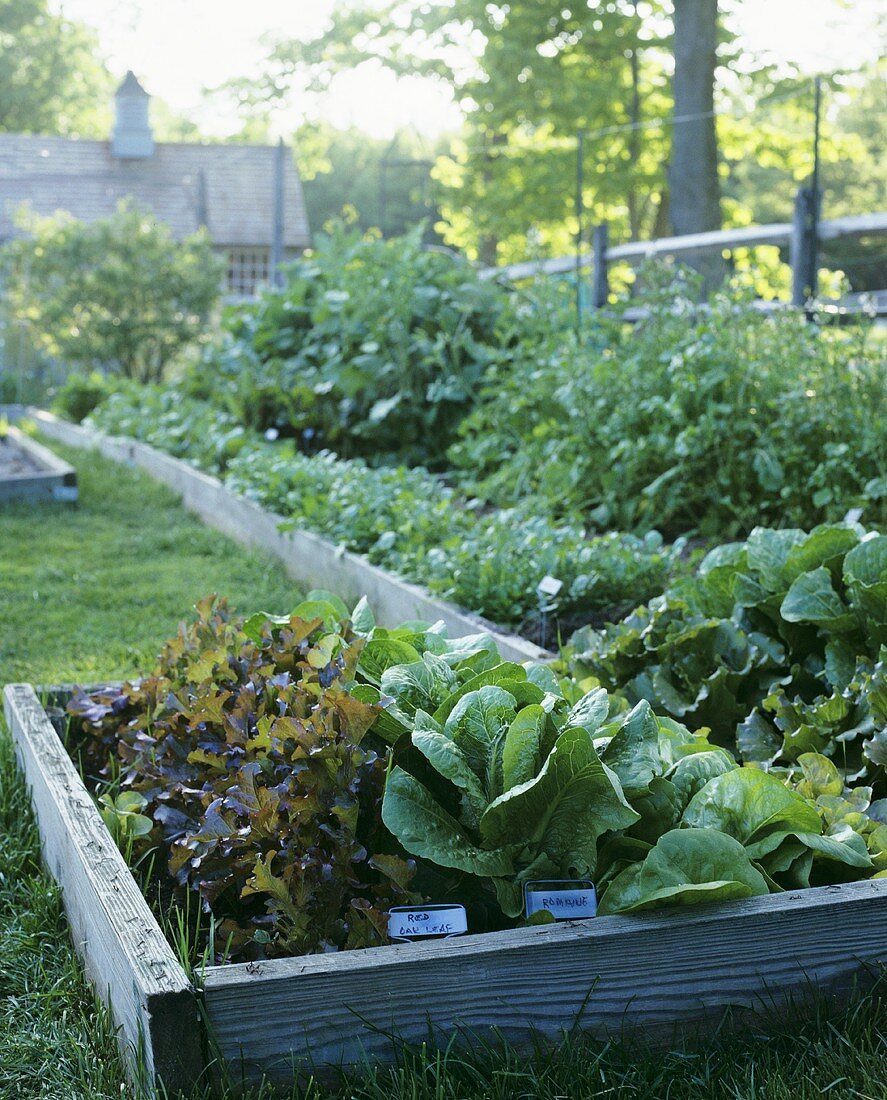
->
524, 880, 597, 920
537, 575, 564, 598
388, 904, 468, 942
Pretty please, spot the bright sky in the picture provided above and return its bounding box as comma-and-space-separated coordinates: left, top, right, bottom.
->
54, 0, 884, 139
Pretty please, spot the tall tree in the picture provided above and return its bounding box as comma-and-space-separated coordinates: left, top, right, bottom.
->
235, 1, 673, 261
293, 121, 445, 242
668, 0, 724, 286
0, 0, 110, 135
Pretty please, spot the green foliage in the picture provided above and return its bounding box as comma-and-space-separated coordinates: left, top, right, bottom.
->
51, 371, 117, 424
572, 523, 887, 790
256, 3, 885, 270
97, 791, 153, 843
374, 629, 877, 921
296, 121, 445, 241
1, 204, 223, 383
68, 596, 419, 961
723, 64, 887, 294
90, 384, 251, 471
88, 386, 679, 628
254, 0, 671, 260
0, 0, 111, 136
7, 437, 887, 1098
452, 277, 887, 538
69, 597, 884, 944
192, 222, 525, 466
380, 671, 644, 918
597, 828, 770, 914
427, 0, 671, 260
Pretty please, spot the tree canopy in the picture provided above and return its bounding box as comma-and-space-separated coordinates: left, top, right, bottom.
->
242, 0, 884, 277
0, 0, 111, 135
295, 121, 447, 243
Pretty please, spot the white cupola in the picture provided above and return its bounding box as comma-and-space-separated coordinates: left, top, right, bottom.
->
111, 71, 154, 159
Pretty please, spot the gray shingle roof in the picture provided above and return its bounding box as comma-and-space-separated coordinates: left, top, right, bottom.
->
0, 135, 311, 248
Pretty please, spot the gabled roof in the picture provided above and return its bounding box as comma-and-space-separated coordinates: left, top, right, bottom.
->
0, 135, 311, 248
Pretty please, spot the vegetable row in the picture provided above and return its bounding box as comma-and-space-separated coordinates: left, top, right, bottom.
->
68, 527, 887, 964
87, 386, 677, 629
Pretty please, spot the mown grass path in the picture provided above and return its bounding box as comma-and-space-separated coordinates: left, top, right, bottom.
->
1, 440, 886, 1099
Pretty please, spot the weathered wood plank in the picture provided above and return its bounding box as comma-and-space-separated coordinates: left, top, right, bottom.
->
21, 409, 548, 664
202, 877, 887, 1084
0, 425, 78, 502
9, 687, 887, 1090
2, 684, 201, 1094
7, 425, 78, 479
480, 210, 887, 281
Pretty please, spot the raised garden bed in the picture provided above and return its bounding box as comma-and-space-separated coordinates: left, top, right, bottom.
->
8, 407, 546, 665
0, 423, 78, 503
7, 680, 887, 1093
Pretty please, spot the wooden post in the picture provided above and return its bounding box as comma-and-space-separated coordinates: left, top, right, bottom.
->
195, 169, 208, 228
378, 156, 388, 236
592, 223, 609, 309
575, 131, 585, 333
791, 185, 819, 307
270, 139, 286, 286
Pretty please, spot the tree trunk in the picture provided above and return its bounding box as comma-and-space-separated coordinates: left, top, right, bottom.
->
626, 2, 642, 240
668, 0, 724, 292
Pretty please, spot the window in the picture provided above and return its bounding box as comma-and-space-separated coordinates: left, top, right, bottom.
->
226, 247, 271, 296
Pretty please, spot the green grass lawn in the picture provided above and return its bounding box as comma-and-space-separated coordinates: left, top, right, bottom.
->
2, 441, 887, 1099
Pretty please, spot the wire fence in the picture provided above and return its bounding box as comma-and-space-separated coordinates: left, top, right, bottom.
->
432, 61, 887, 310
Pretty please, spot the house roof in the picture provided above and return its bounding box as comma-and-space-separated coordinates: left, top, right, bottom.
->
0, 134, 311, 248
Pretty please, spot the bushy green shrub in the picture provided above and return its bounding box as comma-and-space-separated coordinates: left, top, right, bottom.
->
1, 203, 222, 383
451, 273, 887, 538
190, 223, 541, 467
52, 372, 117, 424
88, 387, 679, 630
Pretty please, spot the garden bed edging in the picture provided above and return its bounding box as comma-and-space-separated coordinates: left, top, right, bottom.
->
6, 683, 887, 1092
12, 407, 548, 664
0, 422, 78, 503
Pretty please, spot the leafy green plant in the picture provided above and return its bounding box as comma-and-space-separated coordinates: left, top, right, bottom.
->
572, 523, 887, 784
88, 387, 679, 630
451, 275, 887, 538
68, 595, 419, 962
52, 372, 118, 424
382, 687, 681, 918
370, 624, 880, 920
88, 385, 250, 471
189, 222, 538, 467
97, 791, 153, 842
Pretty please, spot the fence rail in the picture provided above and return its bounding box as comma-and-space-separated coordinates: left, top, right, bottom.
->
480, 202, 887, 312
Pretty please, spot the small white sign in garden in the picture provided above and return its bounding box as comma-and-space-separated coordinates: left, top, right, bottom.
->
388, 904, 468, 941
524, 880, 597, 920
